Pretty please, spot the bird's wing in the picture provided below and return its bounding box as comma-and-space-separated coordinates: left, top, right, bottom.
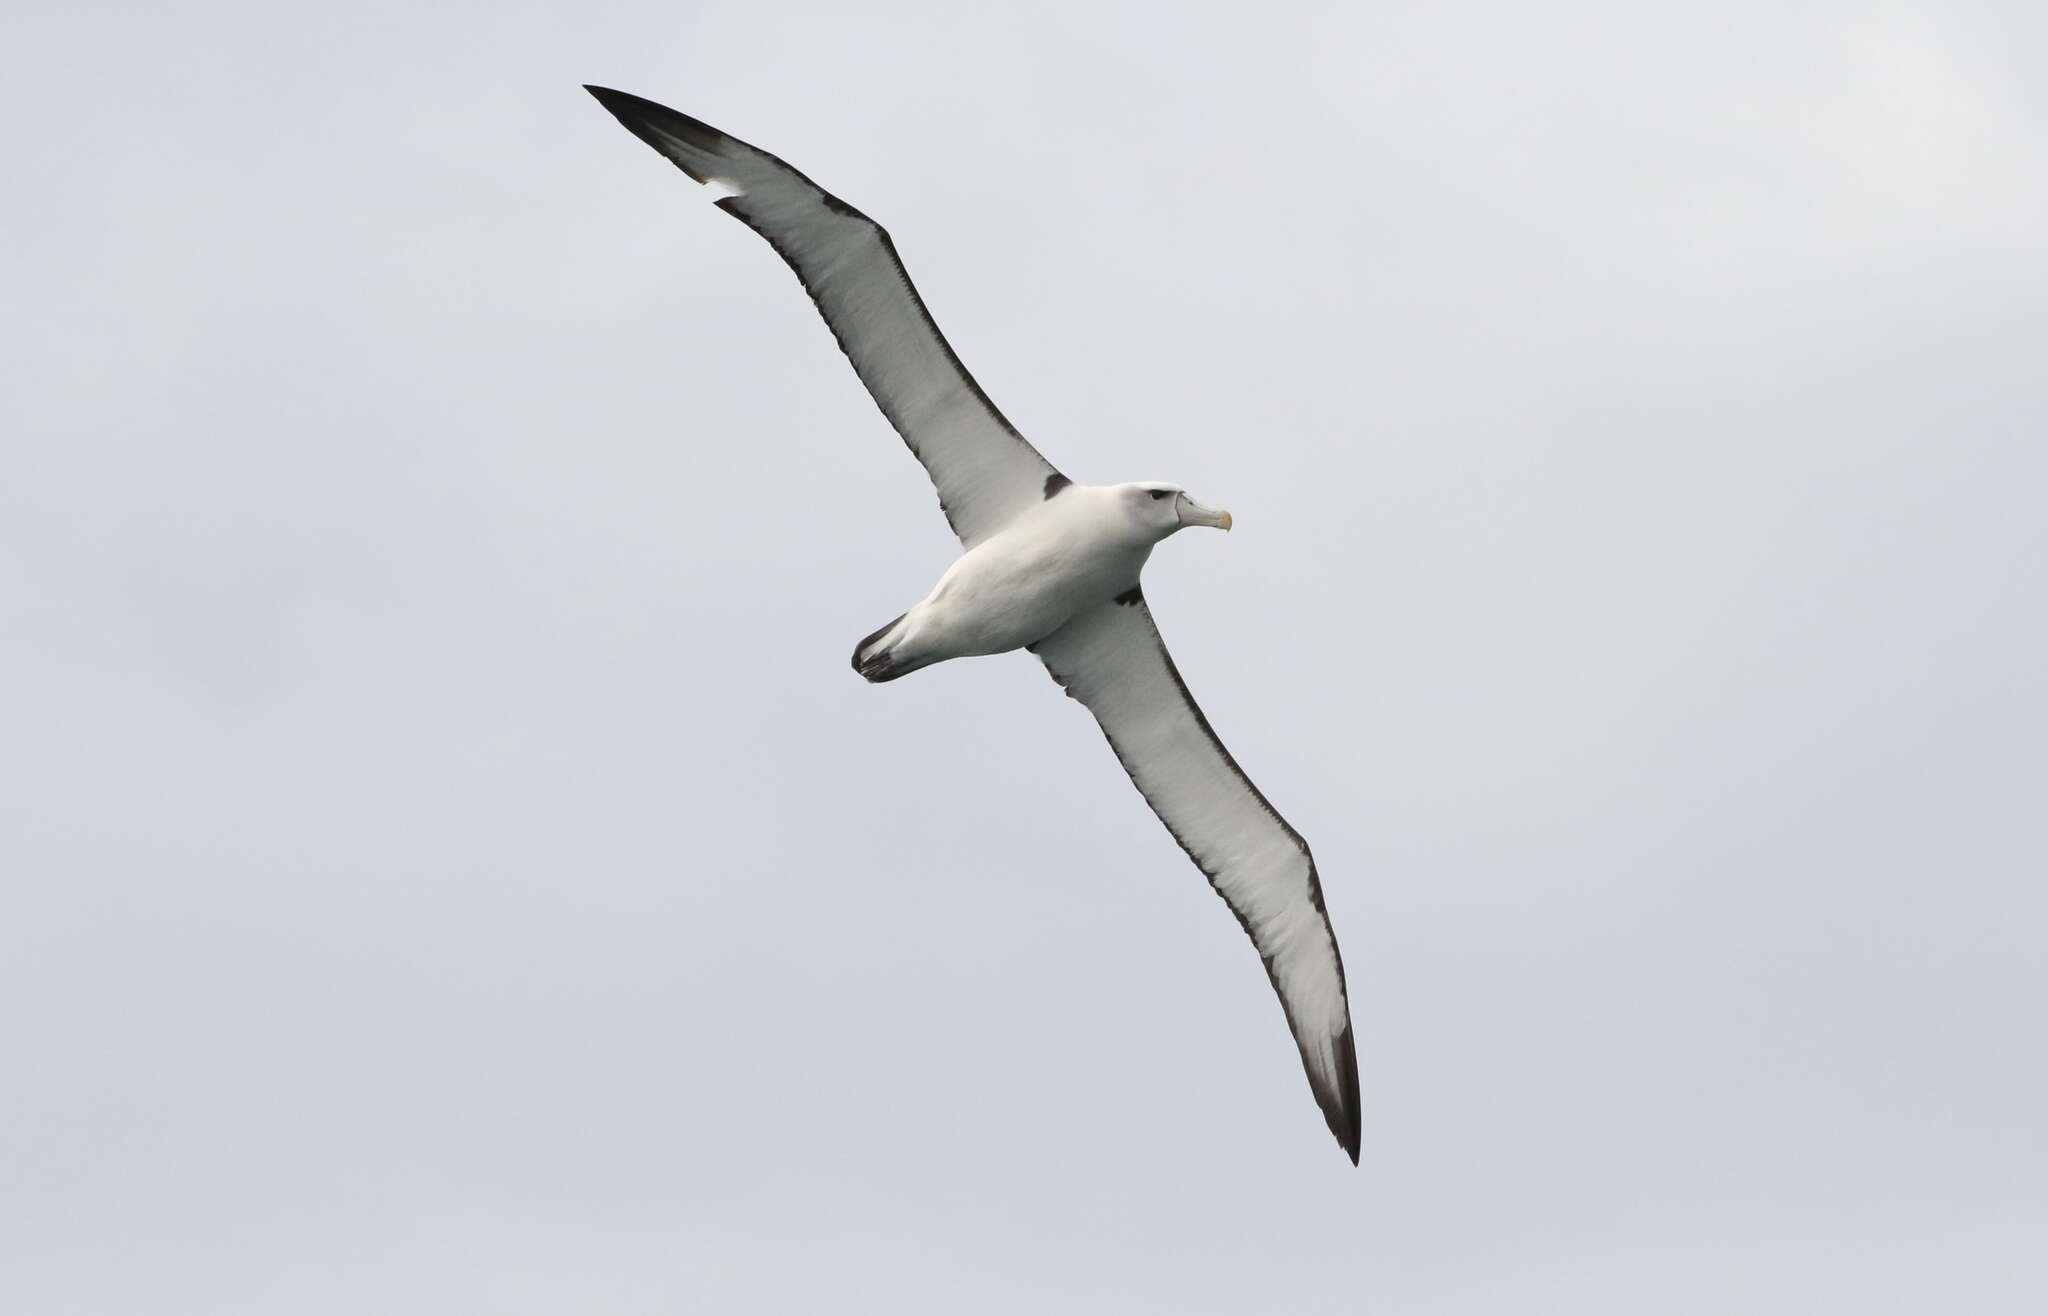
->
1034, 591, 1361, 1162
587, 86, 1065, 547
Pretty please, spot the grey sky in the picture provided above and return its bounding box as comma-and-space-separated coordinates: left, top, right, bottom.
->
4, 1, 2045, 1311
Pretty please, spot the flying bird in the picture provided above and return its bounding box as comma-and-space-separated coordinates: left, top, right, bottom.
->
586, 86, 1361, 1162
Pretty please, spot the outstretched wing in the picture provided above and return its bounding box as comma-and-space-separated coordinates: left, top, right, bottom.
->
587, 86, 1065, 546
1035, 592, 1361, 1162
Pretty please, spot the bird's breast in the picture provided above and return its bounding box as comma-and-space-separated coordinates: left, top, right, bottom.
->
919, 516, 1146, 656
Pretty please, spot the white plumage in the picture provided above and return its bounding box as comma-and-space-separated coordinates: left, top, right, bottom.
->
588, 86, 1361, 1162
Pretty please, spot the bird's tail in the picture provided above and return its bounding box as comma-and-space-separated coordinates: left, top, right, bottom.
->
851, 613, 915, 683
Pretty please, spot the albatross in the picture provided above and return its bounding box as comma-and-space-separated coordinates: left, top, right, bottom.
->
587, 85, 1362, 1163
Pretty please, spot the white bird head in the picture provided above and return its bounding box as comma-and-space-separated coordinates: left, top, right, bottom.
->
1119, 482, 1233, 542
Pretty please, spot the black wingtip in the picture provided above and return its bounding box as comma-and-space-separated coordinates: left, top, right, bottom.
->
584, 84, 665, 150
582, 84, 733, 183
582, 84, 637, 117
582, 84, 716, 138
582, 84, 640, 111
1328, 1025, 1363, 1166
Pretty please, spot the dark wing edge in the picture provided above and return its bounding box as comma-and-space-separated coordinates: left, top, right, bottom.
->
1035, 594, 1362, 1163
584, 85, 1064, 545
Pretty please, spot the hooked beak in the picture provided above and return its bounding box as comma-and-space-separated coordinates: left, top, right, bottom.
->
1177, 495, 1233, 531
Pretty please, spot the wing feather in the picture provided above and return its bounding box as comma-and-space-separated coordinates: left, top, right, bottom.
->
587, 86, 1061, 545
1036, 594, 1361, 1162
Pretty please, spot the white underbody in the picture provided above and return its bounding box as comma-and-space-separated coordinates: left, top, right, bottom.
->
880, 485, 1155, 669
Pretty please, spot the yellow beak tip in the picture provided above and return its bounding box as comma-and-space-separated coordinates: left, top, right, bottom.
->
1220, 511, 1234, 532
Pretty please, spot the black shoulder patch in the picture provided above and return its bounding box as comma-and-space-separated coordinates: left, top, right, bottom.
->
1043, 472, 1071, 499
1113, 585, 1143, 607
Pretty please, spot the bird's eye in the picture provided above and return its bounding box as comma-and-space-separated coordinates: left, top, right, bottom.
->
1149, 490, 1171, 501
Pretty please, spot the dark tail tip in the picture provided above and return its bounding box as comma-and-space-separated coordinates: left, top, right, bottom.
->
857, 654, 910, 684
851, 613, 908, 680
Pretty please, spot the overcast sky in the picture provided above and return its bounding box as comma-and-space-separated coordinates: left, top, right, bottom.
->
5, 2, 2045, 1311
